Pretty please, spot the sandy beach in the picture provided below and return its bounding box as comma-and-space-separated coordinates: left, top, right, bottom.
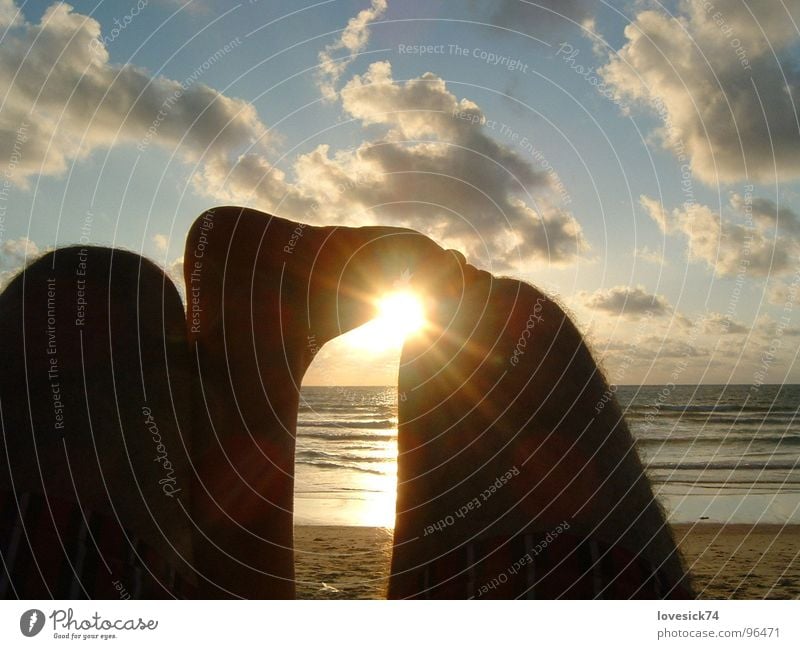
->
672, 523, 800, 599
294, 524, 800, 599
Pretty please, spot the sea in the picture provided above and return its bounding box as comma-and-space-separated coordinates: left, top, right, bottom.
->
294, 384, 800, 527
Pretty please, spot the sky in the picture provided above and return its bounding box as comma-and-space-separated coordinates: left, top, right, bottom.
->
1, 0, 799, 386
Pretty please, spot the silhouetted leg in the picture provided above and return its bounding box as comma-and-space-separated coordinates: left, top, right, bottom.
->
0, 247, 195, 598
185, 207, 454, 598
389, 266, 693, 599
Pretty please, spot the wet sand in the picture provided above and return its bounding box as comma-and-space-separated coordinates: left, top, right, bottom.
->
294, 524, 800, 599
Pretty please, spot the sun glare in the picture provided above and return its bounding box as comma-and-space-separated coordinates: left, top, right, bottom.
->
346, 290, 427, 351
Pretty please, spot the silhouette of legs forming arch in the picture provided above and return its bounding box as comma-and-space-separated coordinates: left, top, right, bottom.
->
0, 208, 691, 598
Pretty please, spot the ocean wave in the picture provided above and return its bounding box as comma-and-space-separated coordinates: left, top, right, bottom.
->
626, 404, 798, 415
295, 459, 389, 475
296, 431, 397, 442
635, 434, 800, 445
297, 449, 393, 464
298, 419, 396, 430
298, 404, 394, 415
295, 487, 386, 495
650, 479, 800, 491
627, 414, 798, 427
646, 460, 800, 471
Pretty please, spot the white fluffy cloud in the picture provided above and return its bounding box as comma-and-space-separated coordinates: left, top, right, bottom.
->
0, 2, 267, 187
600, 1, 800, 183
197, 61, 587, 268
640, 194, 799, 277
317, 0, 387, 100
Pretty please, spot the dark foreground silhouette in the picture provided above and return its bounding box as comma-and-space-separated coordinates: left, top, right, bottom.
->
0, 207, 692, 598
0, 246, 195, 597
390, 260, 692, 598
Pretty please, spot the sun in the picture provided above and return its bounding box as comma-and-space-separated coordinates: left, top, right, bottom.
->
346, 290, 427, 351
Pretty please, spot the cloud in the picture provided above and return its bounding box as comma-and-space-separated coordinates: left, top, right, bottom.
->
0, 236, 41, 289
582, 284, 673, 317
641, 195, 799, 277
164, 256, 185, 298
700, 312, 749, 335
152, 234, 169, 252
0, 0, 20, 28
317, 0, 387, 101
600, 2, 800, 183
756, 314, 800, 338
766, 276, 800, 306
190, 151, 317, 217
640, 195, 670, 234
593, 334, 706, 363
638, 336, 706, 359
334, 62, 585, 264
0, 2, 267, 187
196, 61, 588, 268
730, 193, 800, 237
767, 279, 790, 306
634, 245, 667, 265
